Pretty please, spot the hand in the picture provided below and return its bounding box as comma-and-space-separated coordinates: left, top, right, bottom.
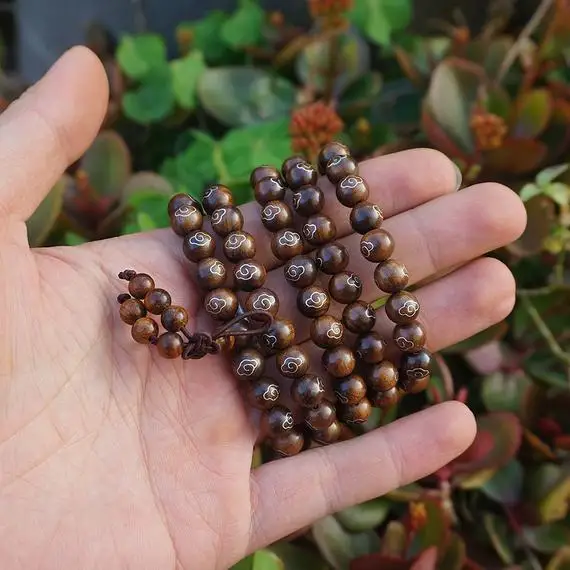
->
0, 48, 526, 570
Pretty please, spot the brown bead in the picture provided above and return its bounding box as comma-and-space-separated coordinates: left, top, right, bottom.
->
315, 242, 349, 275
322, 346, 355, 378
245, 288, 280, 316
271, 229, 304, 261
276, 345, 310, 378
334, 374, 367, 406
310, 315, 344, 349
342, 301, 376, 334
131, 317, 159, 344
336, 175, 369, 207
281, 155, 305, 175
168, 192, 202, 217
223, 231, 256, 262
339, 398, 372, 425
215, 335, 235, 352
156, 332, 184, 359
326, 154, 358, 183
233, 260, 267, 291
128, 273, 155, 299
144, 288, 172, 315
374, 260, 409, 294
261, 200, 293, 231
302, 214, 336, 246
367, 360, 399, 391
297, 285, 330, 318
329, 272, 362, 304
202, 184, 233, 215
354, 331, 387, 364
399, 349, 432, 393
385, 291, 420, 325
292, 374, 326, 408
250, 165, 281, 188
210, 206, 243, 237
204, 288, 238, 321
254, 176, 287, 205
260, 318, 295, 353
369, 387, 400, 409
119, 298, 146, 325
284, 255, 317, 288
169, 203, 203, 236
291, 185, 325, 217
196, 257, 227, 291
318, 141, 350, 175
233, 348, 265, 380
312, 420, 342, 445
394, 322, 426, 353
305, 400, 336, 430
350, 202, 384, 234
183, 230, 216, 262
360, 229, 395, 262
263, 405, 295, 437
247, 377, 281, 410
272, 429, 305, 457
284, 160, 318, 190
161, 305, 188, 332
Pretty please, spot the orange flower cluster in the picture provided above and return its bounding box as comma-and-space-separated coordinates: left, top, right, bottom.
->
408, 502, 428, 531
290, 101, 344, 161
470, 109, 508, 151
308, 0, 353, 21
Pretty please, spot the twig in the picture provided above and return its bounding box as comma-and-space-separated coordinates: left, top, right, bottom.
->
131, 0, 147, 32
497, 0, 555, 83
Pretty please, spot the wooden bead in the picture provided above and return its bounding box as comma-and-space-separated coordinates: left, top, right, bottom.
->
369, 387, 400, 409
131, 317, 159, 344
263, 405, 295, 437
374, 260, 409, 294
297, 285, 330, 318
254, 176, 287, 204
350, 202, 384, 234
183, 230, 216, 262
329, 271, 362, 304
271, 229, 304, 261
204, 288, 238, 321
281, 155, 305, 175
119, 298, 146, 325
202, 184, 233, 215
245, 288, 280, 316
284, 160, 318, 189
315, 242, 349, 274
326, 154, 358, 183
336, 175, 369, 207
168, 192, 201, 217
233, 260, 267, 291
334, 373, 367, 406
215, 335, 235, 352
354, 331, 387, 364
211, 206, 244, 237
250, 165, 281, 188
128, 273, 155, 299
232, 348, 265, 380
339, 398, 372, 425
318, 141, 350, 175
305, 400, 336, 430
196, 257, 226, 290
169, 203, 203, 236
291, 185, 324, 217
292, 374, 326, 408
247, 377, 281, 410
261, 200, 293, 231
310, 315, 344, 349
223, 231, 256, 262
322, 346, 355, 378
394, 322, 426, 353
276, 345, 310, 378
399, 349, 432, 393
360, 229, 395, 262
342, 301, 376, 333
312, 420, 342, 445
385, 291, 420, 324
161, 305, 188, 332
302, 214, 336, 246
272, 429, 305, 457
367, 360, 398, 391
156, 332, 184, 359
260, 318, 295, 353
144, 288, 172, 315
284, 255, 317, 288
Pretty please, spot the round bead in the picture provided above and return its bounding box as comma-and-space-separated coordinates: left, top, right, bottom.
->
161, 306, 188, 332
318, 141, 350, 175
232, 348, 265, 380
305, 400, 336, 430
394, 322, 426, 353
233, 260, 266, 291
223, 231, 256, 262
210, 206, 244, 237
322, 346, 355, 378
315, 242, 349, 274
260, 318, 295, 353
385, 291, 420, 324
131, 317, 159, 344
119, 298, 146, 325
250, 165, 281, 188
334, 374, 367, 406
281, 155, 305, 176
196, 257, 227, 290
128, 273, 155, 299
276, 345, 310, 378
272, 429, 305, 457
367, 360, 399, 391
329, 272, 362, 304
271, 229, 304, 261
291, 185, 325, 217
310, 315, 344, 349
336, 175, 369, 207
342, 301, 376, 334
399, 349, 432, 393
263, 405, 295, 437
254, 176, 287, 205
261, 200, 293, 232
168, 192, 202, 217
156, 332, 184, 359
183, 230, 216, 262
297, 285, 330, 318
369, 387, 400, 409
326, 154, 358, 183
284, 255, 317, 288
312, 420, 342, 445
360, 229, 395, 262
245, 288, 280, 316
247, 377, 281, 410
302, 214, 336, 246
292, 374, 326, 408
202, 184, 233, 215
339, 398, 372, 425
374, 260, 409, 294
354, 331, 387, 364
204, 288, 238, 321
350, 202, 384, 234
144, 288, 172, 315
284, 160, 318, 190
169, 203, 203, 236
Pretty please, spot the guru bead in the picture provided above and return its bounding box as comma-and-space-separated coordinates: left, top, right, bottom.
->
204, 288, 238, 321
284, 160, 318, 189
367, 360, 399, 392
291, 185, 325, 217
271, 229, 304, 261
250, 165, 281, 188
223, 231, 256, 262
399, 349, 432, 393
291, 374, 326, 408
394, 322, 427, 353
297, 285, 331, 318
232, 348, 265, 380
247, 377, 281, 410
318, 141, 350, 175
183, 230, 216, 262
284, 255, 318, 288
260, 318, 295, 353
326, 154, 358, 184
168, 192, 201, 217
385, 291, 421, 325
276, 345, 310, 378
313, 420, 342, 445
144, 288, 172, 315
128, 273, 155, 299
272, 429, 305, 457
315, 242, 349, 274
374, 260, 409, 294
369, 387, 400, 409
336, 175, 369, 207
196, 257, 227, 290
302, 214, 336, 246
261, 200, 293, 232
339, 398, 372, 425
334, 373, 367, 406
119, 298, 147, 325
161, 305, 189, 332
305, 400, 336, 430
254, 176, 287, 205
210, 206, 244, 237
245, 288, 280, 316
329, 272, 362, 304
322, 346, 356, 378
310, 315, 344, 349
169, 203, 203, 236
342, 301, 376, 334
131, 317, 159, 344
233, 260, 267, 291
360, 229, 395, 262
354, 331, 387, 364
156, 332, 184, 359
262, 405, 295, 437
350, 202, 384, 234
202, 184, 233, 214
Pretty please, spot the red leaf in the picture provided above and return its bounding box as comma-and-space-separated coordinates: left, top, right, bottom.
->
351, 553, 413, 570
410, 547, 438, 570
483, 137, 548, 174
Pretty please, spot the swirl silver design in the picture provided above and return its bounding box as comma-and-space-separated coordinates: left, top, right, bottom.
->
262, 385, 279, 402
281, 356, 303, 374
235, 263, 260, 281
398, 300, 420, 318
346, 416, 367, 425
315, 257, 323, 269
206, 297, 226, 314
263, 334, 277, 349
317, 378, 325, 393
303, 224, 317, 240
282, 412, 294, 430
203, 186, 216, 199
334, 390, 348, 404
225, 233, 246, 250
174, 205, 198, 218
347, 274, 361, 288
262, 204, 282, 221
327, 155, 344, 167
373, 205, 383, 217
211, 209, 226, 225
252, 293, 276, 311
326, 323, 343, 339
360, 240, 373, 257
278, 230, 301, 247
187, 231, 211, 247
305, 291, 328, 309
365, 306, 376, 319
292, 192, 302, 209
286, 264, 305, 282
297, 162, 313, 173
236, 359, 260, 377
340, 176, 363, 189
406, 367, 430, 380
210, 262, 225, 277
396, 337, 415, 350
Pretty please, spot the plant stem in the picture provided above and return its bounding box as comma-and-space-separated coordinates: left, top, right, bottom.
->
555, 248, 566, 284
324, 29, 341, 102
131, 0, 147, 32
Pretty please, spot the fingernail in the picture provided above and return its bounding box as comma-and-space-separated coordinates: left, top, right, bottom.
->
453, 162, 463, 191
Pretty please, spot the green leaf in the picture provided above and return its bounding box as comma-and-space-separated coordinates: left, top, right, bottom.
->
544, 182, 570, 206
125, 190, 171, 231
184, 12, 233, 63
335, 498, 391, 532
526, 464, 570, 524
170, 51, 206, 110
63, 232, 86, 246
537, 164, 570, 187
484, 513, 515, 565
221, 0, 264, 49
116, 34, 167, 80
520, 183, 543, 202
511, 89, 553, 139
122, 172, 174, 203
136, 211, 157, 231
481, 460, 524, 504
348, 0, 412, 46
270, 543, 329, 570
231, 550, 284, 570
27, 175, 67, 246
439, 533, 466, 570
523, 524, 570, 554
481, 371, 533, 414
407, 499, 450, 558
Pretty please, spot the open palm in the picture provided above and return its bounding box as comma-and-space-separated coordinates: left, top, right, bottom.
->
0, 49, 526, 570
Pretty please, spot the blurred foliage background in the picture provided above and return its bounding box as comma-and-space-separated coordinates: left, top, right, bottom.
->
9, 0, 570, 567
